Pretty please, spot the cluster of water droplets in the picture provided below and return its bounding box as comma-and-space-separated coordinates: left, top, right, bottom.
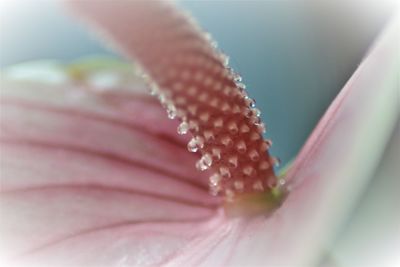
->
135, 6, 284, 201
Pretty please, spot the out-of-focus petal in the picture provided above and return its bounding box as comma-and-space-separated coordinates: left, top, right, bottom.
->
331, 120, 400, 267
0, 63, 220, 266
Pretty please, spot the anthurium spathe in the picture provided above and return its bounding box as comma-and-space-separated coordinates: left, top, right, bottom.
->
0, 1, 399, 267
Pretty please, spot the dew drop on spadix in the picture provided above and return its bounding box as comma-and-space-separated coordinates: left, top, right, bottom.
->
166, 104, 177, 119
177, 121, 189, 135
196, 153, 213, 171
209, 173, 222, 186
233, 72, 242, 82
187, 136, 204, 152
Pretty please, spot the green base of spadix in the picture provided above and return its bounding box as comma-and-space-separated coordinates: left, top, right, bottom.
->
224, 187, 287, 217
224, 163, 291, 217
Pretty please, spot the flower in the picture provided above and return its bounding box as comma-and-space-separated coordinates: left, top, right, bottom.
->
0, 1, 399, 267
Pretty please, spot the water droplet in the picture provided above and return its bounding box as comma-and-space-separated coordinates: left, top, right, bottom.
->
256, 123, 266, 134
196, 153, 213, 171
233, 73, 242, 82
149, 82, 159, 95
237, 84, 247, 94
250, 100, 257, 108
166, 104, 177, 119
197, 137, 205, 148
212, 148, 221, 160
209, 173, 222, 186
243, 166, 254, 176
176, 109, 186, 119
210, 40, 218, 48
203, 153, 213, 165
252, 108, 261, 117
136, 65, 149, 81
219, 53, 230, 66
221, 136, 233, 147
242, 108, 252, 118
158, 94, 167, 105
187, 136, 204, 152
248, 149, 260, 161
228, 122, 238, 134
271, 157, 281, 167
250, 115, 261, 124
187, 138, 198, 152
228, 156, 238, 168
177, 121, 189, 135
203, 130, 215, 141
219, 166, 231, 178
210, 188, 221, 196
236, 140, 247, 153
245, 97, 256, 108
260, 140, 272, 152
189, 120, 199, 131
225, 66, 233, 74
236, 82, 246, 90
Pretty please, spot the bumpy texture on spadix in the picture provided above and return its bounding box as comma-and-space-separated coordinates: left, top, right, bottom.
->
70, 0, 279, 201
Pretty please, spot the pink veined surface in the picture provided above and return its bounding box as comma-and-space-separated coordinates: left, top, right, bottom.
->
0, 77, 223, 266
0, 0, 398, 266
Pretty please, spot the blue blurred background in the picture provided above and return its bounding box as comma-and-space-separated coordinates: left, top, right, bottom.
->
0, 0, 397, 166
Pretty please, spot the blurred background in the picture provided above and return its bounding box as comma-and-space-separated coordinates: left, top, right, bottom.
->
1, 0, 397, 166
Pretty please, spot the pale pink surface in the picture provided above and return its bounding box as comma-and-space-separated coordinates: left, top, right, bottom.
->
1, 6, 399, 267
0, 76, 221, 266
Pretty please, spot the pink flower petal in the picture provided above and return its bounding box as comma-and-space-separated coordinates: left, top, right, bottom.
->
0, 68, 220, 265
1, 1, 398, 266
332, 120, 400, 267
